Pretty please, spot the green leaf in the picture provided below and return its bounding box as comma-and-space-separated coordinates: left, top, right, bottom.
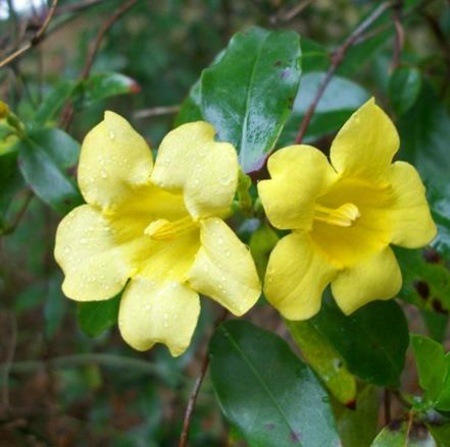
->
278, 72, 369, 145
399, 83, 450, 196
0, 149, 24, 224
44, 275, 68, 338
388, 67, 422, 116
76, 72, 139, 109
34, 81, 78, 125
395, 246, 450, 315
201, 26, 301, 173
335, 386, 379, 447
301, 38, 329, 73
428, 185, 450, 263
309, 295, 409, 387
209, 320, 340, 447
16, 128, 82, 213
77, 295, 120, 337
371, 421, 436, 447
174, 81, 202, 126
287, 319, 356, 405
411, 334, 447, 406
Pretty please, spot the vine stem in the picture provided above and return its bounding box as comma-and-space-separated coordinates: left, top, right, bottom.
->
59, 0, 139, 129
0, 0, 59, 69
179, 309, 228, 447
294, 1, 393, 144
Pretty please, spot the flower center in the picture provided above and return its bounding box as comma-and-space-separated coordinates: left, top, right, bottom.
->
144, 216, 196, 241
314, 203, 361, 227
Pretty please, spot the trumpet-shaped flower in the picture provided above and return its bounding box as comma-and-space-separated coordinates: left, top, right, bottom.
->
258, 99, 436, 320
55, 112, 261, 356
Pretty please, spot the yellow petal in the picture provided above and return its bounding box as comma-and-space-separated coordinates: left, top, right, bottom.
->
264, 232, 339, 320
258, 145, 337, 230
330, 98, 399, 182
387, 161, 437, 248
78, 111, 153, 210
331, 247, 402, 315
119, 277, 200, 356
54, 205, 132, 301
187, 218, 261, 316
150, 122, 238, 219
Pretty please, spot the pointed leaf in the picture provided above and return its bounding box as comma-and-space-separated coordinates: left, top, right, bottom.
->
209, 320, 340, 447
201, 26, 301, 173
309, 296, 409, 387
77, 295, 120, 337
287, 319, 356, 405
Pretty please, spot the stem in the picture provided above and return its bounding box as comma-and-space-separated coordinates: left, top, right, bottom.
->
294, 1, 393, 143
179, 309, 228, 447
0, 0, 59, 69
384, 388, 392, 425
59, 0, 140, 129
391, 0, 404, 70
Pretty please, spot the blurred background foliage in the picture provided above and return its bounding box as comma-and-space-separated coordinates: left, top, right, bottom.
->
1, 0, 450, 446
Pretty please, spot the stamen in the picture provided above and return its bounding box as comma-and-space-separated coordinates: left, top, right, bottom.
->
145, 216, 195, 240
314, 203, 361, 227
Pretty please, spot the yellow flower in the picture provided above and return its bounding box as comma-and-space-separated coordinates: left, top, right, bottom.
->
54, 112, 261, 356
258, 99, 436, 319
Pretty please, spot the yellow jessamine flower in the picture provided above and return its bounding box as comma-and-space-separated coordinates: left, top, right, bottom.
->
55, 112, 261, 356
258, 99, 436, 319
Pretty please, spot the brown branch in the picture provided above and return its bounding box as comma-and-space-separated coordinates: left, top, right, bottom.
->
59, 0, 140, 129
384, 388, 392, 425
179, 309, 229, 447
294, 1, 393, 144
0, 311, 17, 411
133, 105, 180, 119
0, 0, 59, 70
391, 0, 405, 70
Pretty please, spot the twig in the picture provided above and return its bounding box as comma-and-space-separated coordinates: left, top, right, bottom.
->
59, 0, 139, 129
0, 312, 17, 411
294, 1, 393, 143
274, 0, 317, 24
391, 0, 404, 70
0, 0, 59, 70
10, 353, 170, 378
384, 388, 391, 425
0, 190, 33, 237
179, 309, 229, 447
134, 105, 180, 119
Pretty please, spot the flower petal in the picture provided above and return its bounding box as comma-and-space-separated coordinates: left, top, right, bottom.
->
78, 111, 153, 210
387, 161, 437, 248
330, 98, 399, 182
187, 218, 261, 316
258, 145, 337, 230
331, 247, 402, 315
264, 232, 339, 320
54, 205, 132, 301
119, 277, 200, 356
150, 122, 238, 219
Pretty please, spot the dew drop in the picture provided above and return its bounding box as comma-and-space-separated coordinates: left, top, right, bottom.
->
218, 237, 224, 245
109, 130, 116, 140
80, 237, 87, 244
225, 249, 231, 257
63, 246, 71, 253
163, 322, 169, 328
101, 170, 107, 179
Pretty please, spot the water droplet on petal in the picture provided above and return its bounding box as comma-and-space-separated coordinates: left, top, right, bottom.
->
63, 246, 71, 253
80, 238, 87, 244
218, 237, 224, 245
109, 130, 116, 140
101, 170, 107, 179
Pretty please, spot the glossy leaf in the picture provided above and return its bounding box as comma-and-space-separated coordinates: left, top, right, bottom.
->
301, 38, 329, 72
34, 81, 78, 125
201, 26, 301, 173
371, 421, 436, 447
335, 386, 379, 447
411, 334, 450, 411
77, 72, 140, 109
279, 72, 369, 145
77, 295, 120, 337
309, 295, 409, 387
395, 246, 450, 314
287, 320, 356, 405
388, 67, 422, 115
399, 83, 450, 196
16, 128, 82, 213
428, 185, 450, 263
209, 320, 340, 447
